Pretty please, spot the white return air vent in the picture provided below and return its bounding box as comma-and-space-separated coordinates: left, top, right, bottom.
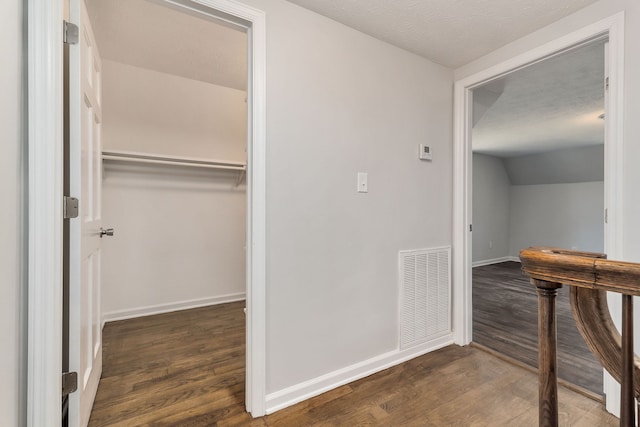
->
399, 247, 451, 350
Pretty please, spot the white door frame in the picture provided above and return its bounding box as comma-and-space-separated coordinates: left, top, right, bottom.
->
452, 9, 624, 405
27, 0, 268, 423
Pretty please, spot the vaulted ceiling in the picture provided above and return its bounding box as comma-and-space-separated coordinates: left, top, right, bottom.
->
85, 0, 247, 90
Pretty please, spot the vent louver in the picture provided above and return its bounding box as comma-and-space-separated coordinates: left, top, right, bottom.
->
399, 247, 451, 349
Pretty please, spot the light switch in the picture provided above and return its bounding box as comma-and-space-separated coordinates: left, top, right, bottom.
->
357, 172, 368, 193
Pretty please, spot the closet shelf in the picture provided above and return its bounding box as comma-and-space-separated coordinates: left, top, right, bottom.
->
102, 150, 246, 171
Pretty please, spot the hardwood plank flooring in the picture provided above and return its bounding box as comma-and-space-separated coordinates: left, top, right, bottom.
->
90, 301, 616, 426
473, 261, 603, 396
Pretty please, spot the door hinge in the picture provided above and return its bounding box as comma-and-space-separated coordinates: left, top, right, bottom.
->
62, 372, 78, 397
63, 196, 79, 219
605, 76, 609, 91
469, 224, 473, 232
64, 21, 79, 45
605, 208, 608, 224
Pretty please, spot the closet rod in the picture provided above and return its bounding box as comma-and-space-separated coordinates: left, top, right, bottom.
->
102, 150, 246, 171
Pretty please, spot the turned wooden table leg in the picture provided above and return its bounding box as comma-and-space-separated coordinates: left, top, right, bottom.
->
533, 279, 563, 427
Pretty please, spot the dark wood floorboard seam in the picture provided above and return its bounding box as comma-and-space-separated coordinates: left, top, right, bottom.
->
90, 298, 615, 425
472, 261, 603, 396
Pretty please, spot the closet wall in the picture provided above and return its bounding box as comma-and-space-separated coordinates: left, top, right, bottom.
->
101, 59, 247, 320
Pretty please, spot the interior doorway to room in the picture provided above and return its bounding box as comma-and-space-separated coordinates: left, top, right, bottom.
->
469, 39, 606, 396
76, 0, 254, 423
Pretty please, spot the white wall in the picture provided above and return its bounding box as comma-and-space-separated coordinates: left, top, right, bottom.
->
101, 60, 247, 318
509, 182, 604, 256
473, 153, 603, 263
504, 145, 604, 185
239, 0, 453, 399
0, 0, 25, 424
472, 154, 511, 263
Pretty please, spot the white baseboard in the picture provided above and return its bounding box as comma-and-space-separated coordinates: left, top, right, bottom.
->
102, 292, 246, 324
472, 256, 520, 268
604, 369, 620, 417
265, 333, 454, 414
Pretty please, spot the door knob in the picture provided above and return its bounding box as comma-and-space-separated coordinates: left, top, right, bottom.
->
100, 227, 114, 238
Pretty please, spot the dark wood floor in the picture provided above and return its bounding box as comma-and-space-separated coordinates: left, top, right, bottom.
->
89, 300, 616, 426
473, 261, 603, 396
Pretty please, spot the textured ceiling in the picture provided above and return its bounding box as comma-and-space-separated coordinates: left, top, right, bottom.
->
85, 0, 247, 90
472, 40, 605, 158
84, 0, 601, 90
85, 0, 604, 158
284, 0, 599, 68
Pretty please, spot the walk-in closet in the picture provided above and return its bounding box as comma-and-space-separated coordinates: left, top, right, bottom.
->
82, 2, 250, 421
87, 0, 248, 323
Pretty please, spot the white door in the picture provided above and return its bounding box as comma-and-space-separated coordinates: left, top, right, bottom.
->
68, 1, 104, 425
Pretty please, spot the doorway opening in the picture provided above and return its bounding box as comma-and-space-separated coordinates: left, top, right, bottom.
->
470, 39, 606, 397
452, 12, 624, 411
81, 0, 256, 422
27, 0, 266, 423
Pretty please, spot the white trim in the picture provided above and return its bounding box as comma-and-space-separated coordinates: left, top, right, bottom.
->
453, 12, 625, 349
605, 369, 620, 415
472, 256, 520, 268
28, 0, 268, 422
452, 82, 473, 346
184, 1, 268, 416
101, 293, 246, 324
27, 0, 64, 425
157, 0, 269, 417
265, 335, 454, 414
602, 14, 625, 262
602, 13, 625, 415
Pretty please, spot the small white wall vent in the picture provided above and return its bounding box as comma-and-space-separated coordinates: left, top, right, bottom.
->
399, 247, 451, 350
